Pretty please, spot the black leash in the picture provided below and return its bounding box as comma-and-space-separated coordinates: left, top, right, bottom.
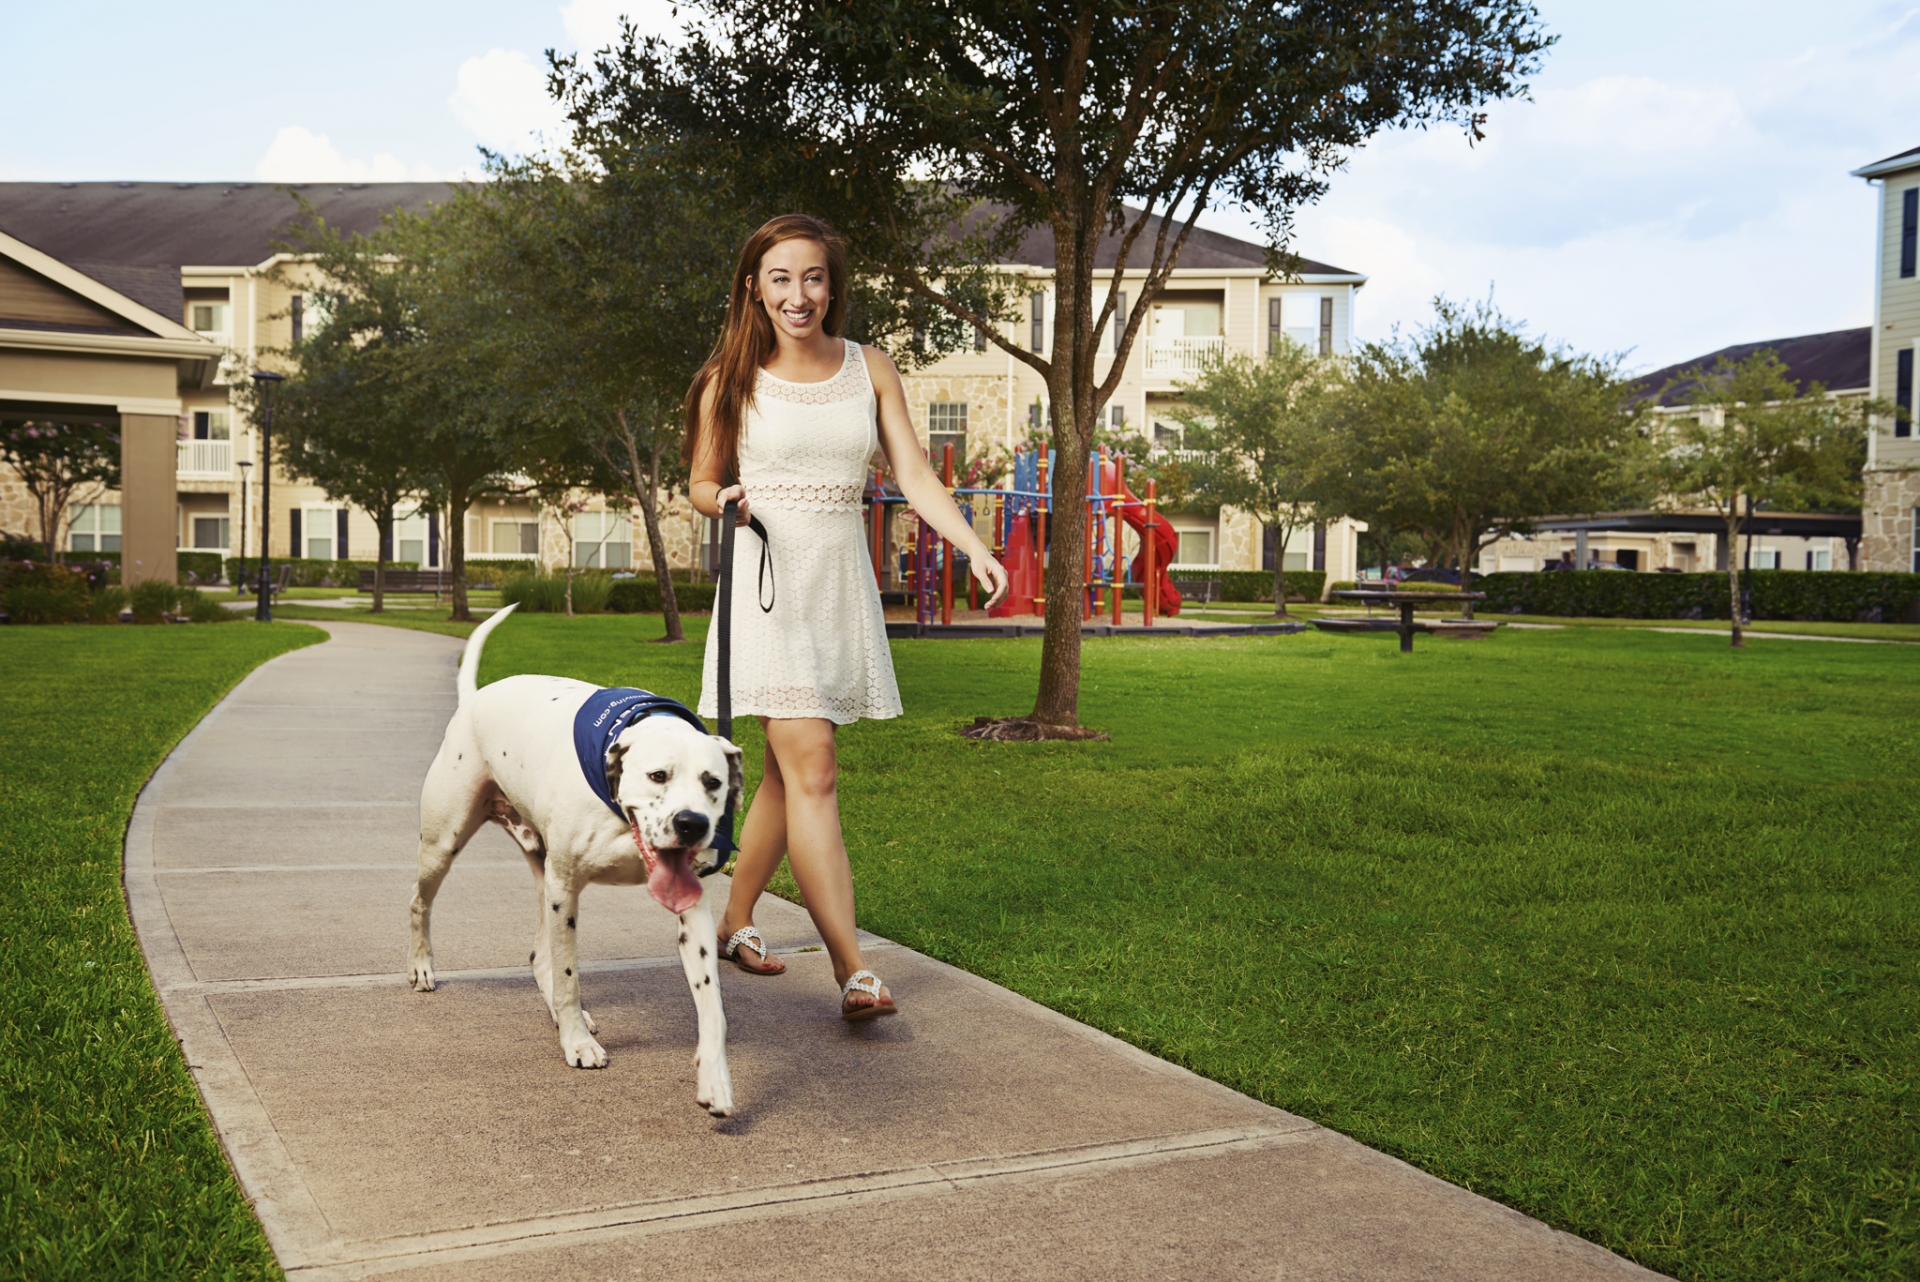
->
705, 496, 772, 875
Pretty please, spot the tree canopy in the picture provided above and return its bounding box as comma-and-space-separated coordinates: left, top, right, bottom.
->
555, 0, 1554, 725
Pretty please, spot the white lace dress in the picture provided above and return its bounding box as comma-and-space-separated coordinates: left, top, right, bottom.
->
699, 340, 902, 725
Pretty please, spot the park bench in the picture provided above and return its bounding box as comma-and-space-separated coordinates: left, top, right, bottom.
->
233, 564, 293, 599
357, 569, 448, 593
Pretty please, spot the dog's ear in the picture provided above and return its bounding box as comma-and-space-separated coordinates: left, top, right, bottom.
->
712, 736, 744, 812
605, 740, 627, 799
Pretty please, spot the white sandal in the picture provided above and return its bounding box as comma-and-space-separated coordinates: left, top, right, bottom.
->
720, 925, 785, 974
840, 969, 897, 1021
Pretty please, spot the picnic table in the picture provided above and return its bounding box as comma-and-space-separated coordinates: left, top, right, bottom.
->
1317, 589, 1494, 653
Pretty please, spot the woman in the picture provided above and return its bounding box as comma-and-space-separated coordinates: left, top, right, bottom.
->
688, 214, 1008, 1020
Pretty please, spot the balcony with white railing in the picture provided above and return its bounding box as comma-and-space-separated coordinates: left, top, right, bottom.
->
1143, 336, 1225, 379
177, 439, 233, 478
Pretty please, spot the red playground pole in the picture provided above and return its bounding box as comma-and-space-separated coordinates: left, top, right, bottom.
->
1035, 452, 1050, 617
1112, 454, 1125, 625
1143, 479, 1159, 627
870, 467, 885, 589
940, 442, 955, 626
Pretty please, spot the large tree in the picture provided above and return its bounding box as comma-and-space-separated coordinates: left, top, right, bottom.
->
1316, 300, 1650, 615
457, 146, 751, 640
558, 0, 1551, 725
275, 200, 514, 622
1660, 351, 1874, 648
1174, 341, 1337, 616
0, 415, 119, 562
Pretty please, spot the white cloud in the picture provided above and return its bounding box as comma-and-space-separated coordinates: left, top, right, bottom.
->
448, 48, 569, 157
254, 126, 443, 183
561, 0, 693, 52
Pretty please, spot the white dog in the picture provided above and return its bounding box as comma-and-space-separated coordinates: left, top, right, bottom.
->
407, 603, 741, 1116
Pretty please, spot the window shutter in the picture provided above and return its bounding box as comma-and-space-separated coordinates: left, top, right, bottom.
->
1898, 348, 1914, 438
1030, 291, 1046, 353
428, 511, 440, 567
1904, 189, 1919, 279
291, 295, 305, 343
336, 509, 349, 559
1113, 291, 1127, 352
1318, 297, 1333, 356
289, 509, 301, 556
973, 323, 987, 352
1268, 298, 1282, 355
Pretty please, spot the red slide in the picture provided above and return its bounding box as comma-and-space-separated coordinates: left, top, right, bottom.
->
1101, 460, 1181, 616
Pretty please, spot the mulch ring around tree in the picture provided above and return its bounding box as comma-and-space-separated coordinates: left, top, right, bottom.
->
962, 716, 1111, 742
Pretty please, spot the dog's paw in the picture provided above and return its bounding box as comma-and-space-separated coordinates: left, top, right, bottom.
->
696, 1058, 734, 1116
408, 959, 436, 992
562, 1031, 608, 1069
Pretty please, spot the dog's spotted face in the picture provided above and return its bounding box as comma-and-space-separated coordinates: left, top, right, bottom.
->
606, 717, 743, 912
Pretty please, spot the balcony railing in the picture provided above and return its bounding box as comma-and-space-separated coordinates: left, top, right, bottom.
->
1143, 336, 1225, 378
177, 439, 233, 477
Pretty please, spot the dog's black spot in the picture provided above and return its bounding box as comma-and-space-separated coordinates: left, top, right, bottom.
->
699, 946, 707, 958
529, 951, 535, 963
567, 916, 575, 929
564, 967, 572, 976
457, 753, 462, 760
678, 933, 687, 944
552, 903, 560, 912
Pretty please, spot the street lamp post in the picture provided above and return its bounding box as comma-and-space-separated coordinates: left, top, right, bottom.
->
237, 458, 252, 591
251, 371, 285, 622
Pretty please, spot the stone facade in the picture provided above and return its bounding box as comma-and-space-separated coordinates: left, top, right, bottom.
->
1861, 468, 1920, 571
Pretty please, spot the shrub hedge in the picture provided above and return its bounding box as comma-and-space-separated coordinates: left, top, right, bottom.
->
0, 561, 231, 625
1180, 569, 1327, 602
177, 551, 223, 584
1479, 570, 1920, 623
499, 571, 614, 614
607, 578, 718, 614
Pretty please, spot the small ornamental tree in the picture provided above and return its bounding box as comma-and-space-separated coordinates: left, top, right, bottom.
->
0, 415, 119, 562
1173, 341, 1338, 616
1660, 351, 1876, 648
556, 0, 1553, 727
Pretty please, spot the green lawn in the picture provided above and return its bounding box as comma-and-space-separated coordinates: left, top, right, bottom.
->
0, 622, 322, 1281
480, 615, 1918, 1282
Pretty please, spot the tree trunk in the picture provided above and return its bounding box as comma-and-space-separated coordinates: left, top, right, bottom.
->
448, 486, 471, 622
1725, 509, 1744, 648
1269, 520, 1291, 618
619, 417, 684, 643
565, 562, 576, 617
1032, 394, 1091, 727
372, 510, 390, 613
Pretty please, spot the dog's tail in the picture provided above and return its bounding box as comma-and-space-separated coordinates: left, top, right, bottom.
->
457, 602, 518, 705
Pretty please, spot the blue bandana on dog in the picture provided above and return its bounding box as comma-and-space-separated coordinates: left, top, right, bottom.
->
572, 687, 710, 819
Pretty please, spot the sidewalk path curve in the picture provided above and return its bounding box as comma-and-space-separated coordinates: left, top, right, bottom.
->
128, 621, 1666, 1281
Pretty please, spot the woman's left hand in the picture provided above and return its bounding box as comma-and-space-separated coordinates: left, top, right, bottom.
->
971, 552, 1010, 610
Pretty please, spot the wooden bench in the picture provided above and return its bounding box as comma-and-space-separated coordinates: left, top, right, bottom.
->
357, 569, 447, 593
1311, 617, 1501, 640
233, 564, 292, 599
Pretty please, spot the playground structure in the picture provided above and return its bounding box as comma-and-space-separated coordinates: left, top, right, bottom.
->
867, 444, 1184, 628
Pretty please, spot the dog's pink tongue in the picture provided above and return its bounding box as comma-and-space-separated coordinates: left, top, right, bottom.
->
645, 847, 703, 914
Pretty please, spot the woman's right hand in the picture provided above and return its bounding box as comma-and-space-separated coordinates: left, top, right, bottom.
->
715, 484, 750, 526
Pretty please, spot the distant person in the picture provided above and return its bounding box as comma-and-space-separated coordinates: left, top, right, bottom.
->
686, 214, 1007, 1019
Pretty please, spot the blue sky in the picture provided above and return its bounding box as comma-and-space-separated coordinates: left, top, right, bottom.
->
3, 1, 1911, 371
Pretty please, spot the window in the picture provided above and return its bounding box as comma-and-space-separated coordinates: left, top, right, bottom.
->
1898, 348, 1914, 438
492, 520, 539, 555
190, 303, 228, 336
1110, 404, 1125, 431
1152, 420, 1182, 451
1807, 548, 1831, 571
928, 402, 967, 467
1030, 291, 1046, 352
1904, 188, 1918, 279
301, 507, 335, 560
1751, 547, 1778, 570
395, 512, 433, 567
1281, 294, 1321, 350
191, 409, 231, 440
1112, 290, 1127, 353
574, 511, 632, 568
1267, 297, 1282, 355
68, 503, 121, 553
291, 294, 304, 343
190, 516, 230, 550
1173, 529, 1213, 566
1029, 400, 1045, 431
973, 322, 987, 352
1318, 297, 1334, 357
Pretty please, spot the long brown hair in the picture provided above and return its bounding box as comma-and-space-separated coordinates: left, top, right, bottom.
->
683, 214, 849, 480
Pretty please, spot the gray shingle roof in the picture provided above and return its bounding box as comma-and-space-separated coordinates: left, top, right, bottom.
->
1006, 208, 1361, 277
0, 182, 455, 271
1636, 328, 1870, 406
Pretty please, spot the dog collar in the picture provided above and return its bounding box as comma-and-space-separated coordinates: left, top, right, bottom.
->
572, 687, 709, 820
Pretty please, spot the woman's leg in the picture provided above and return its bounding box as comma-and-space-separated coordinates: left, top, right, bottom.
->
713, 719, 789, 973
761, 717, 889, 1011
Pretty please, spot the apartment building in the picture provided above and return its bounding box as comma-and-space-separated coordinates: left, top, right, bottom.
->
1853, 145, 1920, 571
1, 182, 1366, 582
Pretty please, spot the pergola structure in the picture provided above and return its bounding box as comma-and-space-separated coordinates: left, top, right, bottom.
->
1526, 510, 1863, 571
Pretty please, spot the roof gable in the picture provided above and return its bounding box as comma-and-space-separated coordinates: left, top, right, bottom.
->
1636, 327, 1870, 406
0, 230, 205, 342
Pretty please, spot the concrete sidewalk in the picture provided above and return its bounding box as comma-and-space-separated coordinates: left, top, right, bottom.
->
127, 621, 1664, 1281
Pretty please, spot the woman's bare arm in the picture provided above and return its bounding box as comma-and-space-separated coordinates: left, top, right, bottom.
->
865, 347, 1009, 607
687, 380, 749, 524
